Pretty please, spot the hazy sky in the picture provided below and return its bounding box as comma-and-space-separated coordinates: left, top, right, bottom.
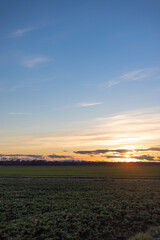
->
0, 0, 160, 161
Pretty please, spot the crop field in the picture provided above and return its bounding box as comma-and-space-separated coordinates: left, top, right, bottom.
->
0, 165, 160, 178
0, 179, 160, 240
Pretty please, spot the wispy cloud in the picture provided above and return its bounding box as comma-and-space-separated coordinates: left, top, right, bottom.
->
13, 27, 35, 37
78, 102, 102, 107
12, 22, 50, 37
22, 56, 49, 68
107, 68, 154, 87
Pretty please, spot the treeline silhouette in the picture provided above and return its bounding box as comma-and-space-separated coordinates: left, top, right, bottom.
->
0, 160, 159, 166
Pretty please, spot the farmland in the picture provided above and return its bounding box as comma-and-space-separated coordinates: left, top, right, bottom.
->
0, 179, 160, 240
0, 165, 160, 178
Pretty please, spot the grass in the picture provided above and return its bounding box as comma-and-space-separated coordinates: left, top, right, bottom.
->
0, 165, 160, 178
0, 180, 160, 240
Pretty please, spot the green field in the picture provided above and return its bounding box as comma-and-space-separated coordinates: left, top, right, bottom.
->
0, 179, 160, 240
0, 165, 160, 178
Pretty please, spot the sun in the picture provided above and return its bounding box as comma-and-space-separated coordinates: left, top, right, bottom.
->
124, 152, 129, 157
123, 152, 133, 162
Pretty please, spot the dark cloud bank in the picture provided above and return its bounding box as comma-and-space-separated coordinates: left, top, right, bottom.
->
1, 147, 160, 163
74, 148, 160, 155
48, 154, 73, 159
74, 148, 160, 161
0, 153, 73, 161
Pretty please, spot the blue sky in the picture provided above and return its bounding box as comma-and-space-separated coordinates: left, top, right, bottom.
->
0, 0, 160, 161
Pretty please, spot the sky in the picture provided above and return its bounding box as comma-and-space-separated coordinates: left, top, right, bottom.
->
0, 0, 160, 162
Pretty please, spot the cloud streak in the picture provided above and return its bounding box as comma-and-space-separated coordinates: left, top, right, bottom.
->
12, 22, 50, 37
78, 102, 102, 107
22, 56, 49, 68
107, 68, 154, 87
13, 27, 35, 37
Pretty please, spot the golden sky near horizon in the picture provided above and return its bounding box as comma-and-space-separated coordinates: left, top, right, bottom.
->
1, 107, 160, 162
